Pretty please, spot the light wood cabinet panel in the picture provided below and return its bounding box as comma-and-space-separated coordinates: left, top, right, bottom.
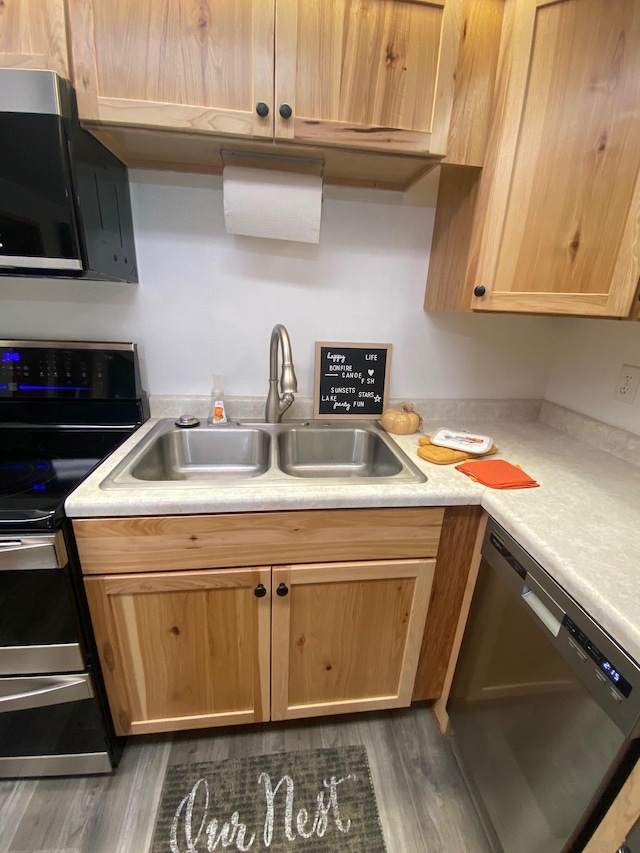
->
413, 505, 483, 701
84, 567, 271, 735
271, 559, 435, 721
73, 507, 444, 575
66, 0, 274, 139
425, 0, 640, 318
0, 0, 69, 77
275, 0, 465, 155
63, 0, 501, 177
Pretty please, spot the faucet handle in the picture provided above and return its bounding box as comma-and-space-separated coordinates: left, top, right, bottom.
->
280, 363, 298, 395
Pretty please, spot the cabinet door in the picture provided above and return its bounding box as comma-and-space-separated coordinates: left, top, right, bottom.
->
66, 0, 274, 139
470, 0, 640, 317
85, 567, 271, 735
274, 0, 465, 155
271, 559, 435, 720
0, 0, 69, 78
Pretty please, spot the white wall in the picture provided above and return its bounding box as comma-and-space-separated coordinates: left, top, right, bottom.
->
0, 168, 560, 402
544, 319, 640, 434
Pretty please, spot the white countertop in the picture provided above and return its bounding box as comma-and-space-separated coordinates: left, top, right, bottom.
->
66, 417, 640, 665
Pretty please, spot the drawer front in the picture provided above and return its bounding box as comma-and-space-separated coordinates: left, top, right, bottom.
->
74, 508, 444, 574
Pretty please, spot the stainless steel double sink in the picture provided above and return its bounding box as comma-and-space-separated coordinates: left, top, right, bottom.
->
101, 419, 426, 488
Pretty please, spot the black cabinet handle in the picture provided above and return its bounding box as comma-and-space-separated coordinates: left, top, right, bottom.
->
474, 285, 486, 297
276, 583, 289, 597
254, 583, 267, 598
256, 102, 270, 118
279, 103, 293, 119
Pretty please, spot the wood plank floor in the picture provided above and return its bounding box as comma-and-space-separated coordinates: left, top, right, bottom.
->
0, 705, 492, 853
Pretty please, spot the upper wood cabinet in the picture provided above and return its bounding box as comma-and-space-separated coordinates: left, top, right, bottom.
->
62, 0, 503, 183
66, 0, 274, 139
66, 0, 467, 153
425, 0, 640, 318
0, 0, 69, 78
275, 0, 468, 156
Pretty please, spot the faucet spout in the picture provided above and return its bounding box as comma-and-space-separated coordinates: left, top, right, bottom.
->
265, 324, 298, 423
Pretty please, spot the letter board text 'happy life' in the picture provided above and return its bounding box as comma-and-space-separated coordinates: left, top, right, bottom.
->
314, 342, 392, 419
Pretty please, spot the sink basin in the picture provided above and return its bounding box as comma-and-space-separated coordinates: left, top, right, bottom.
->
277, 427, 403, 479
101, 419, 426, 488
128, 427, 270, 481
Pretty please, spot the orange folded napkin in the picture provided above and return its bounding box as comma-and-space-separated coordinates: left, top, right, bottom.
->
455, 459, 539, 489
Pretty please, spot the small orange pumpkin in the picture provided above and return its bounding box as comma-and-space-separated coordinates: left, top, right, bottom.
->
381, 403, 423, 435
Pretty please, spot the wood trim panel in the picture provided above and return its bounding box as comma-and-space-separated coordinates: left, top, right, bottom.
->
431, 511, 486, 733
609, 166, 640, 318
443, 0, 504, 167
424, 165, 480, 311
473, 291, 617, 317
271, 559, 435, 721
73, 508, 444, 574
412, 505, 484, 702
428, 0, 466, 156
289, 118, 433, 155
583, 756, 640, 853
0, 0, 69, 78
95, 97, 271, 139
128, 708, 260, 736
65, 0, 100, 119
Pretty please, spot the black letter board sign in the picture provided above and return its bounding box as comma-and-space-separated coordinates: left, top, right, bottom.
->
313, 341, 392, 419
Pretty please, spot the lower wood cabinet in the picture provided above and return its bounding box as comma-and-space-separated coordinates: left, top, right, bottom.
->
271, 559, 434, 721
84, 567, 271, 736
85, 557, 434, 736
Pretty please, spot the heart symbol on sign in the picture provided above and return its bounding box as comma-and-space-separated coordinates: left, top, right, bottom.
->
368, 369, 374, 376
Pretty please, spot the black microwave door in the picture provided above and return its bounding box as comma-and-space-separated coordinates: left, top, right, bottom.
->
0, 113, 81, 270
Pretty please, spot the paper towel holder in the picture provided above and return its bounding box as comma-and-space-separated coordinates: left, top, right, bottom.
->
221, 149, 324, 179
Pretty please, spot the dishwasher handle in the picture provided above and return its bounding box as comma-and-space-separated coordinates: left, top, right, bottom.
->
521, 573, 565, 637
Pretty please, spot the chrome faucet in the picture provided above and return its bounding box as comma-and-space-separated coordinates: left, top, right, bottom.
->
265, 324, 298, 423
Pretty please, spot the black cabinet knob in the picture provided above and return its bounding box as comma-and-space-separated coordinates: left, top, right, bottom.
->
256, 102, 269, 118
474, 285, 486, 297
279, 103, 293, 119
276, 582, 289, 597
254, 583, 267, 598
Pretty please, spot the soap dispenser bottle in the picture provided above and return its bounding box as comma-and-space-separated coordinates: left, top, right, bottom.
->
207, 374, 228, 425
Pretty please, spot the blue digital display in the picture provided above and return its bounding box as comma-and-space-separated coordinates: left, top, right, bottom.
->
602, 661, 621, 684
18, 385, 87, 391
2, 352, 20, 362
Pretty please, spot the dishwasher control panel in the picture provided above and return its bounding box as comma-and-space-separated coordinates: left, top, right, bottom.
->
564, 614, 633, 698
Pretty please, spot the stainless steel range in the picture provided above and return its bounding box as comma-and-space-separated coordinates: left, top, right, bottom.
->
0, 339, 148, 777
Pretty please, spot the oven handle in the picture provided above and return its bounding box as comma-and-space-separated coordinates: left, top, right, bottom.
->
0, 675, 93, 713
0, 535, 60, 571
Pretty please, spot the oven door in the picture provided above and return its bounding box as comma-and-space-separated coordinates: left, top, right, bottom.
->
0, 534, 84, 674
0, 673, 112, 776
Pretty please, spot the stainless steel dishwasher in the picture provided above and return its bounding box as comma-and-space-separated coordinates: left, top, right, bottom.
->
448, 518, 640, 853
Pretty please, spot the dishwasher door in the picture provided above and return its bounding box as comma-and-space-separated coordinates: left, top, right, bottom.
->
448, 520, 640, 853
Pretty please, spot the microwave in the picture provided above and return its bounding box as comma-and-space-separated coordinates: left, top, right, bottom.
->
0, 69, 137, 282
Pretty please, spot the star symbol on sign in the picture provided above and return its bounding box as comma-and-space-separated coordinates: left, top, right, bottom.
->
374, 395, 381, 403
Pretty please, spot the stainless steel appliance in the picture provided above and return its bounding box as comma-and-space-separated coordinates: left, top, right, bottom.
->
0, 340, 148, 777
448, 518, 640, 853
0, 69, 137, 281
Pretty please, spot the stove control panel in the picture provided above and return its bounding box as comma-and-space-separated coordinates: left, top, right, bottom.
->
0, 341, 137, 399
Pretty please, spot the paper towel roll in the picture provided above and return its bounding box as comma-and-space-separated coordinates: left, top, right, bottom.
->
223, 165, 322, 243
